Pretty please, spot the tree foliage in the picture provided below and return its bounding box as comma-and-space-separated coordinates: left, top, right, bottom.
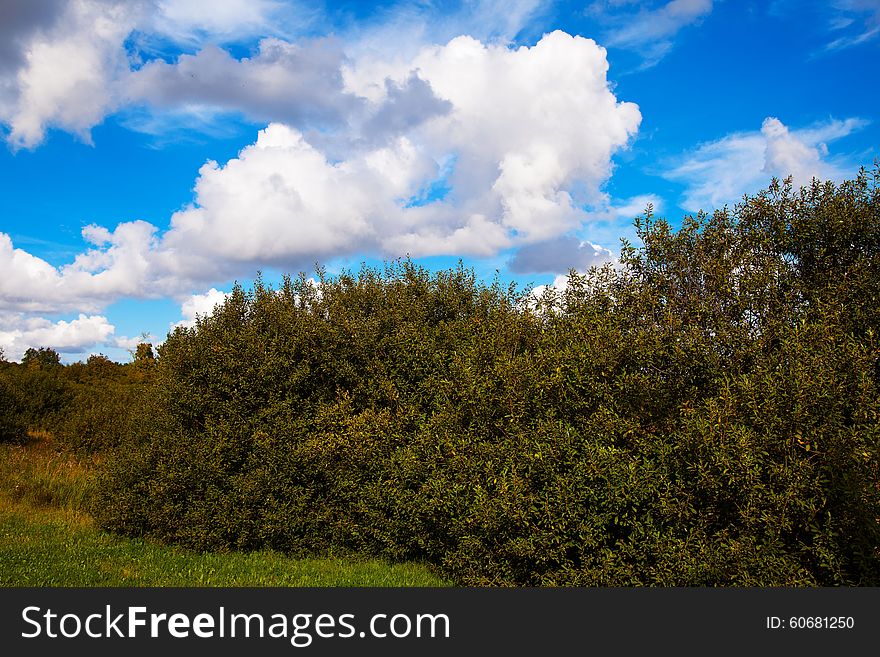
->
0, 348, 155, 451
51, 171, 880, 584
21, 347, 62, 369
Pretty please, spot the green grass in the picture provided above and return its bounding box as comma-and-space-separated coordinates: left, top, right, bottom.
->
0, 437, 451, 587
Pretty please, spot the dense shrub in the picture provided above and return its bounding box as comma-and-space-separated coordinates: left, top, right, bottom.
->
0, 371, 28, 443
2, 362, 71, 433
96, 171, 880, 585
0, 349, 155, 452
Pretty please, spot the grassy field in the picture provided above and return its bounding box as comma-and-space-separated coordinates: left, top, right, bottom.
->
0, 436, 450, 587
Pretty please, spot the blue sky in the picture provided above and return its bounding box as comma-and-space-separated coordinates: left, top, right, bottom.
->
0, 0, 877, 362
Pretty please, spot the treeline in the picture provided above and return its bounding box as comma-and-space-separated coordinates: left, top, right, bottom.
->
0, 345, 155, 452
4, 171, 880, 585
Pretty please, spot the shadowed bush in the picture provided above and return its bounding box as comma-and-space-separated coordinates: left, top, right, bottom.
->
0, 374, 27, 444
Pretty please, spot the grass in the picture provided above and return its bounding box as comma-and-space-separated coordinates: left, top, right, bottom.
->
0, 435, 451, 587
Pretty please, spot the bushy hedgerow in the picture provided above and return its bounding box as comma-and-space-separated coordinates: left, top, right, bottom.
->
95, 171, 880, 585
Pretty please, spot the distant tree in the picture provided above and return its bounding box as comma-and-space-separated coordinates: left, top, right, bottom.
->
134, 343, 155, 364
85, 353, 119, 379
21, 347, 61, 368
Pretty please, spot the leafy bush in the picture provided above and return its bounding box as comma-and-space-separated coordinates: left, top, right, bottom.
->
96, 171, 880, 585
0, 348, 155, 453
0, 373, 27, 443
0, 364, 70, 436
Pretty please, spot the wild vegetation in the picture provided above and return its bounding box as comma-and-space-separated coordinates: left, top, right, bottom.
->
2, 171, 879, 586
0, 436, 448, 586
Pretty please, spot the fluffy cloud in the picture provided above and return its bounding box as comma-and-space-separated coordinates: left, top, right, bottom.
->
0, 0, 314, 148
163, 124, 434, 267
346, 31, 641, 248
0, 0, 545, 149
663, 116, 867, 212
0, 222, 174, 313
173, 287, 229, 329
1, 0, 143, 149
0, 313, 117, 361
159, 32, 639, 268
1, 30, 640, 320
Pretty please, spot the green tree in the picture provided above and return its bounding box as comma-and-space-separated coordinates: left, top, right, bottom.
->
21, 347, 61, 368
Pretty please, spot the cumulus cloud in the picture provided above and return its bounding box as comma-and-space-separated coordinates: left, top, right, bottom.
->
159, 32, 639, 268
0, 0, 316, 148
588, 0, 714, 66
349, 32, 640, 245
1, 0, 144, 149
0, 312, 117, 361
173, 287, 229, 329
0, 0, 547, 148
1, 30, 640, 321
663, 116, 868, 212
163, 124, 433, 268
0, 221, 193, 314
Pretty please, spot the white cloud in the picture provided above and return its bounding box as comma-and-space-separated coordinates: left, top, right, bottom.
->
158, 31, 639, 268
0, 0, 549, 149
2, 0, 142, 149
611, 193, 664, 219
0, 312, 117, 361
345, 31, 641, 247
112, 334, 148, 352
1, 31, 640, 317
163, 123, 434, 267
663, 116, 868, 212
0, 220, 200, 314
0, 0, 313, 148
150, 0, 294, 45
589, 0, 714, 66
173, 287, 229, 328
826, 1, 880, 50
